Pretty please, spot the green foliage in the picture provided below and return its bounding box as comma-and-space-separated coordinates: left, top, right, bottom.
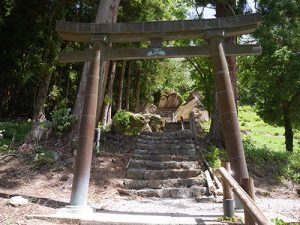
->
239, 106, 300, 183
33, 146, 59, 168
113, 110, 144, 135
238, 0, 300, 151
271, 217, 288, 225
205, 146, 227, 169
113, 110, 131, 131
0, 0, 94, 118
217, 216, 243, 223
0, 121, 31, 143
50, 108, 75, 137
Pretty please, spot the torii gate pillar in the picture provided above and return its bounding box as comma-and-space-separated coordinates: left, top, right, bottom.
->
207, 30, 249, 181
70, 41, 105, 207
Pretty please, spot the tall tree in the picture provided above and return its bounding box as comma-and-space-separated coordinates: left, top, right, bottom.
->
70, 0, 120, 142
238, 0, 300, 152
125, 61, 132, 111
101, 61, 117, 126
116, 61, 126, 111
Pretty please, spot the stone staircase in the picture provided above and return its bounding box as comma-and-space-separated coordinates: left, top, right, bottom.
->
163, 121, 190, 132
119, 130, 207, 198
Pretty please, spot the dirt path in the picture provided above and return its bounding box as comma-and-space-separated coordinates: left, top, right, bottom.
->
0, 153, 299, 224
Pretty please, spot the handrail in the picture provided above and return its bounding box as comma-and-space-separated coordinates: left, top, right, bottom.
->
217, 167, 274, 225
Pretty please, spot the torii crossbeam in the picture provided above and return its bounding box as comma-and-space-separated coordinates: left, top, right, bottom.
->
55, 13, 262, 208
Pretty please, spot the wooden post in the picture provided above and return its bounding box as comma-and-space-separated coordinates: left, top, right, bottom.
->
241, 177, 256, 225
189, 112, 197, 141
218, 167, 273, 225
222, 162, 234, 216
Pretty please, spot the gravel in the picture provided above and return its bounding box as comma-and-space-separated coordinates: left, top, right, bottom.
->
94, 196, 300, 222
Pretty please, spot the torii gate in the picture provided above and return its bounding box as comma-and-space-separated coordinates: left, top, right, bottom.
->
55, 13, 262, 208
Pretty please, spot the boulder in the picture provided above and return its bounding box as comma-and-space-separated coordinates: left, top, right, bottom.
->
147, 114, 165, 132
157, 90, 182, 110
175, 91, 209, 122
143, 104, 157, 114
112, 111, 165, 135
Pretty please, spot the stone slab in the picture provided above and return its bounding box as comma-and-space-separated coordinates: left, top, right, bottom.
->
28, 211, 227, 225
124, 177, 206, 189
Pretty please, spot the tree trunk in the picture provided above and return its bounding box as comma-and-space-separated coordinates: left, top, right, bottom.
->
125, 61, 132, 111
101, 60, 117, 126
283, 104, 293, 152
32, 71, 52, 122
116, 60, 126, 111
70, 0, 120, 142
135, 72, 141, 113
95, 0, 120, 123
27, 66, 53, 143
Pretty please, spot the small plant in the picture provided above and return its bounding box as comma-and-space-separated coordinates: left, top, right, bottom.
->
206, 146, 227, 168
50, 108, 75, 137
0, 144, 14, 154
33, 146, 59, 168
271, 217, 288, 225
217, 216, 243, 223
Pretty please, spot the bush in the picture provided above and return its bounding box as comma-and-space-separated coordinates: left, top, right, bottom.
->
205, 146, 227, 169
113, 110, 131, 131
112, 111, 144, 135
50, 108, 75, 137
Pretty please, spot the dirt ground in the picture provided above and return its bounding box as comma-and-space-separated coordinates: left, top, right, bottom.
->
0, 150, 299, 225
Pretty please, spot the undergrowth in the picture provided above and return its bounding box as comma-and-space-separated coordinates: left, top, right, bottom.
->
204, 105, 300, 183
0, 121, 31, 154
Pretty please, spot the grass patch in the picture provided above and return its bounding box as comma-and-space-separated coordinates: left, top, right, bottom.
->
0, 120, 31, 153
239, 106, 300, 183
201, 105, 300, 183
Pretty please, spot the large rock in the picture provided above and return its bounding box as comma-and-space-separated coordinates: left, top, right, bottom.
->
143, 104, 157, 114
157, 90, 182, 110
175, 91, 209, 122
112, 111, 165, 135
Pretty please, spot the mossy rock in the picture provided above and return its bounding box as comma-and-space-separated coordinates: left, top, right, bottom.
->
146, 114, 165, 132
112, 111, 165, 135
112, 111, 143, 135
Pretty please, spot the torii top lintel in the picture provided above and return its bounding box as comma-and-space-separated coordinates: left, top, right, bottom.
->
56, 13, 262, 43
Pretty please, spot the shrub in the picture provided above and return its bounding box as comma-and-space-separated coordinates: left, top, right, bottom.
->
205, 146, 227, 168
112, 111, 144, 135
50, 108, 75, 137
113, 110, 131, 132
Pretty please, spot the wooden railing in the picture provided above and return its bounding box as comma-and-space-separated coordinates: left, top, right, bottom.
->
217, 165, 274, 225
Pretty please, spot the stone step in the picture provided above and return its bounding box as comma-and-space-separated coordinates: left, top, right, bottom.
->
134, 149, 195, 156
126, 168, 202, 180
129, 160, 200, 170
118, 187, 207, 198
137, 139, 194, 145
137, 143, 195, 150
123, 177, 206, 189
132, 154, 196, 161
139, 130, 192, 139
